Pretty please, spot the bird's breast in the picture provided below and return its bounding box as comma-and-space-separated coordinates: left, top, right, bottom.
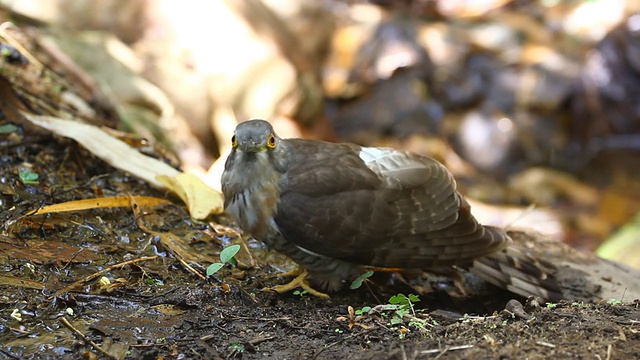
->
225, 181, 281, 243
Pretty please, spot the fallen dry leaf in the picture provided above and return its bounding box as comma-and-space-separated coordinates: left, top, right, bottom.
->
157, 172, 224, 219
23, 113, 180, 188
30, 196, 171, 216
23, 113, 223, 219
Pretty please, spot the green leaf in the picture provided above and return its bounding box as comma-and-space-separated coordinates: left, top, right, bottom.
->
19, 171, 39, 184
227, 257, 237, 267
355, 306, 371, 315
228, 343, 245, 352
607, 298, 622, 306
220, 244, 241, 263
408, 294, 420, 303
349, 270, 374, 289
389, 294, 407, 305
206, 262, 224, 276
0, 123, 18, 134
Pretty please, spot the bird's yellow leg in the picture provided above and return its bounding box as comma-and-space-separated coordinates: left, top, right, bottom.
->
263, 269, 330, 299
272, 265, 305, 278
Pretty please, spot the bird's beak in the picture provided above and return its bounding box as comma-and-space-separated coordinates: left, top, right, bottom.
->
238, 140, 265, 153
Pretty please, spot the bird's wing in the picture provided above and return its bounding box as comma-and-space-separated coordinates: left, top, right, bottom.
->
275, 140, 508, 268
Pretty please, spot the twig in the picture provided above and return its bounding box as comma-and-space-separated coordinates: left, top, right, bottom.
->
133, 200, 206, 281
172, 254, 206, 281
0, 22, 46, 70
0, 347, 20, 359
248, 334, 277, 345
536, 341, 556, 348
459, 314, 499, 322
53, 256, 158, 297
240, 286, 260, 304
60, 317, 116, 359
419, 344, 474, 355
146, 287, 180, 301
130, 343, 166, 348
8, 327, 30, 335
364, 280, 383, 305
61, 248, 86, 270
226, 315, 291, 322
71, 292, 140, 307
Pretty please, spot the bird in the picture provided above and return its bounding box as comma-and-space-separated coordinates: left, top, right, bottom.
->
221, 119, 562, 300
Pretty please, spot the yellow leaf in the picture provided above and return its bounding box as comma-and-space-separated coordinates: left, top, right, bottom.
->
157, 173, 224, 219
31, 196, 171, 215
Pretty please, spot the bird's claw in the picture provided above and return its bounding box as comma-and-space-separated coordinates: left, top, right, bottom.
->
262, 269, 330, 299
272, 266, 305, 278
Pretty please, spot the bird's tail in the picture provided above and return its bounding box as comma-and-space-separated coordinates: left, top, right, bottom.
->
470, 227, 564, 301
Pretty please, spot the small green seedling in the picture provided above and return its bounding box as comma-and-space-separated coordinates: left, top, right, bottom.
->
350, 270, 374, 289
387, 294, 433, 338
206, 244, 241, 276
293, 289, 308, 296
388, 293, 420, 325
19, 171, 39, 185
146, 278, 164, 286
355, 306, 371, 316
607, 298, 622, 306
347, 294, 430, 338
228, 343, 245, 353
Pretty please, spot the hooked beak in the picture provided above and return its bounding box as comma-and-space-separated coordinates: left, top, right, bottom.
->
237, 139, 265, 153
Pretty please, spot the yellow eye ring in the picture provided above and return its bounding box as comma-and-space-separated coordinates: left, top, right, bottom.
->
231, 135, 237, 148
266, 133, 276, 148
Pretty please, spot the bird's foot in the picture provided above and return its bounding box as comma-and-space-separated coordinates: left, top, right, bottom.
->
263, 269, 330, 299
272, 266, 305, 278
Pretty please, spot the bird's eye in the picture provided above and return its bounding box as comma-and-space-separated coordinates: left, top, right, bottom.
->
231, 135, 237, 148
266, 133, 276, 148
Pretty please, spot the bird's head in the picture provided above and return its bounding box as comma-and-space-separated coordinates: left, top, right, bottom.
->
231, 119, 281, 153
